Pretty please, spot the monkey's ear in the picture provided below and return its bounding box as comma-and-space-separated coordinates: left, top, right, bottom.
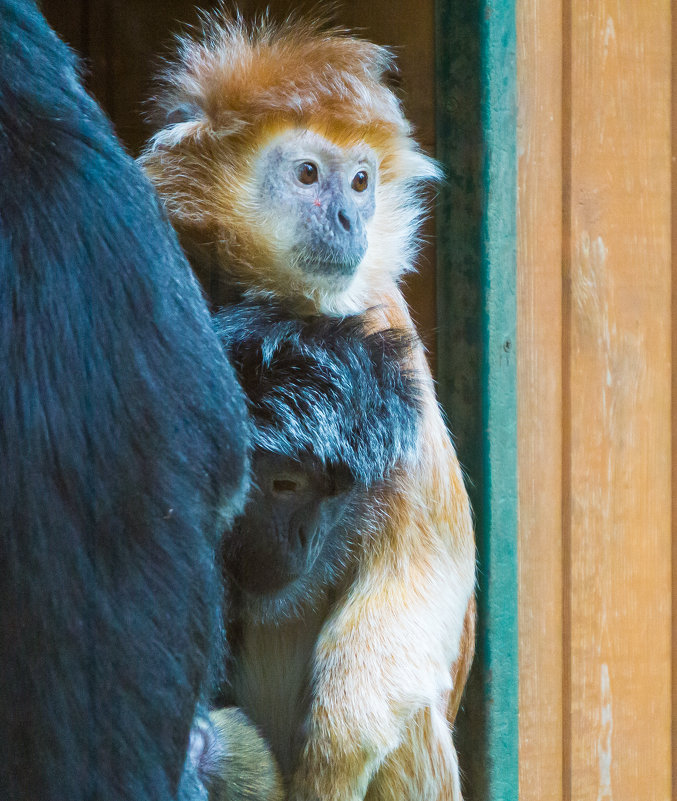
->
146, 99, 207, 150
165, 101, 203, 126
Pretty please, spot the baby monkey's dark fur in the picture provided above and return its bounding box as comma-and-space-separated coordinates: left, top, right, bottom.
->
216, 301, 421, 483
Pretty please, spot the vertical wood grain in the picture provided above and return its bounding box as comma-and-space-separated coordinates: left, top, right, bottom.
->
671, 3, 677, 799
566, 2, 672, 799
40, 1, 87, 55
516, 0, 564, 797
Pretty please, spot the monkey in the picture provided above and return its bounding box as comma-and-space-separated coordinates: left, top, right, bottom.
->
0, 3, 284, 800
200, 299, 423, 801
140, 12, 476, 801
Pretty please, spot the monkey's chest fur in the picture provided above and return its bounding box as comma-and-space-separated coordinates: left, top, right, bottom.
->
229, 598, 331, 776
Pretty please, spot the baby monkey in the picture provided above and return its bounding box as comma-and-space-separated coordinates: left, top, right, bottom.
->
141, 12, 476, 801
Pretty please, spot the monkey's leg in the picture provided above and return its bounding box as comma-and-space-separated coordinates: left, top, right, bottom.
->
364, 705, 462, 801
364, 602, 474, 801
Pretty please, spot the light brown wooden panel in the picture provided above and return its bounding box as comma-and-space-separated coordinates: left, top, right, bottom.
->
519, 0, 673, 796
516, 0, 564, 797
566, 2, 672, 799
673, 2, 677, 796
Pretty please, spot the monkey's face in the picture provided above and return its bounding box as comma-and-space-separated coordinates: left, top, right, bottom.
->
224, 451, 357, 609
251, 129, 377, 292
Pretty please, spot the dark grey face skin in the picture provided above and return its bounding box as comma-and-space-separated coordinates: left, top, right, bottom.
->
256, 129, 377, 280
225, 451, 355, 595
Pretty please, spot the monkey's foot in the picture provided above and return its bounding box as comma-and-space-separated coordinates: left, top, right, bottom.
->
193, 708, 284, 801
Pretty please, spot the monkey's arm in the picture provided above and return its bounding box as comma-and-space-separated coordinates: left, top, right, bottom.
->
288, 297, 476, 801
289, 479, 474, 801
214, 302, 421, 483
217, 298, 475, 801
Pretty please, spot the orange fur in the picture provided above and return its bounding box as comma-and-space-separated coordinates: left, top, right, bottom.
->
140, 12, 475, 801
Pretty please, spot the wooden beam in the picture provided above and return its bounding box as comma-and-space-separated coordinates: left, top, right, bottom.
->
516, 0, 564, 797
565, 1, 672, 798
437, 2, 518, 798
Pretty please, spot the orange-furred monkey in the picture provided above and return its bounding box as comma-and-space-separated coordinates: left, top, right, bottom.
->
140, 12, 476, 801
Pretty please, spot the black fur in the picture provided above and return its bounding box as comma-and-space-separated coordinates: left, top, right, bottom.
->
0, 3, 248, 800
214, 301, 422, 621
215, 302, 421, 486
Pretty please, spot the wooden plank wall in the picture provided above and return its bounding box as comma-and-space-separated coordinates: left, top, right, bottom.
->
517, 1, 673, 800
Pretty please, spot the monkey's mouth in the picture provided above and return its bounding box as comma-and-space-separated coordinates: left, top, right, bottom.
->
293, 247, 365, 279
223, 523, 323, 597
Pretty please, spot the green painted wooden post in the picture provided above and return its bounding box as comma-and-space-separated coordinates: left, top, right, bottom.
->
436, 2, 518, 800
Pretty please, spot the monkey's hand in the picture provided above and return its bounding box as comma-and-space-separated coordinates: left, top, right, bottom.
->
189, 708, 284, 801
214, 302, 422, 486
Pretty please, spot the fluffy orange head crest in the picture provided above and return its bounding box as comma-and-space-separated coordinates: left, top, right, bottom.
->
140, 10, 440, 314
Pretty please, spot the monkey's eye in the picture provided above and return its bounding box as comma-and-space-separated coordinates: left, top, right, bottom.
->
351, 170, 368, 192
296, 162, 318, 185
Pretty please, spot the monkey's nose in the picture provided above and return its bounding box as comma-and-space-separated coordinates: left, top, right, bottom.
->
337, 209, 353, 232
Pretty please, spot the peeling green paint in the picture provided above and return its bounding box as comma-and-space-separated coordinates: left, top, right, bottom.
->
436, 2, 518, 800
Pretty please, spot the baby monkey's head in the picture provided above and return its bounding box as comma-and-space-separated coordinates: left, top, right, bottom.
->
140, 11, 439, 315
